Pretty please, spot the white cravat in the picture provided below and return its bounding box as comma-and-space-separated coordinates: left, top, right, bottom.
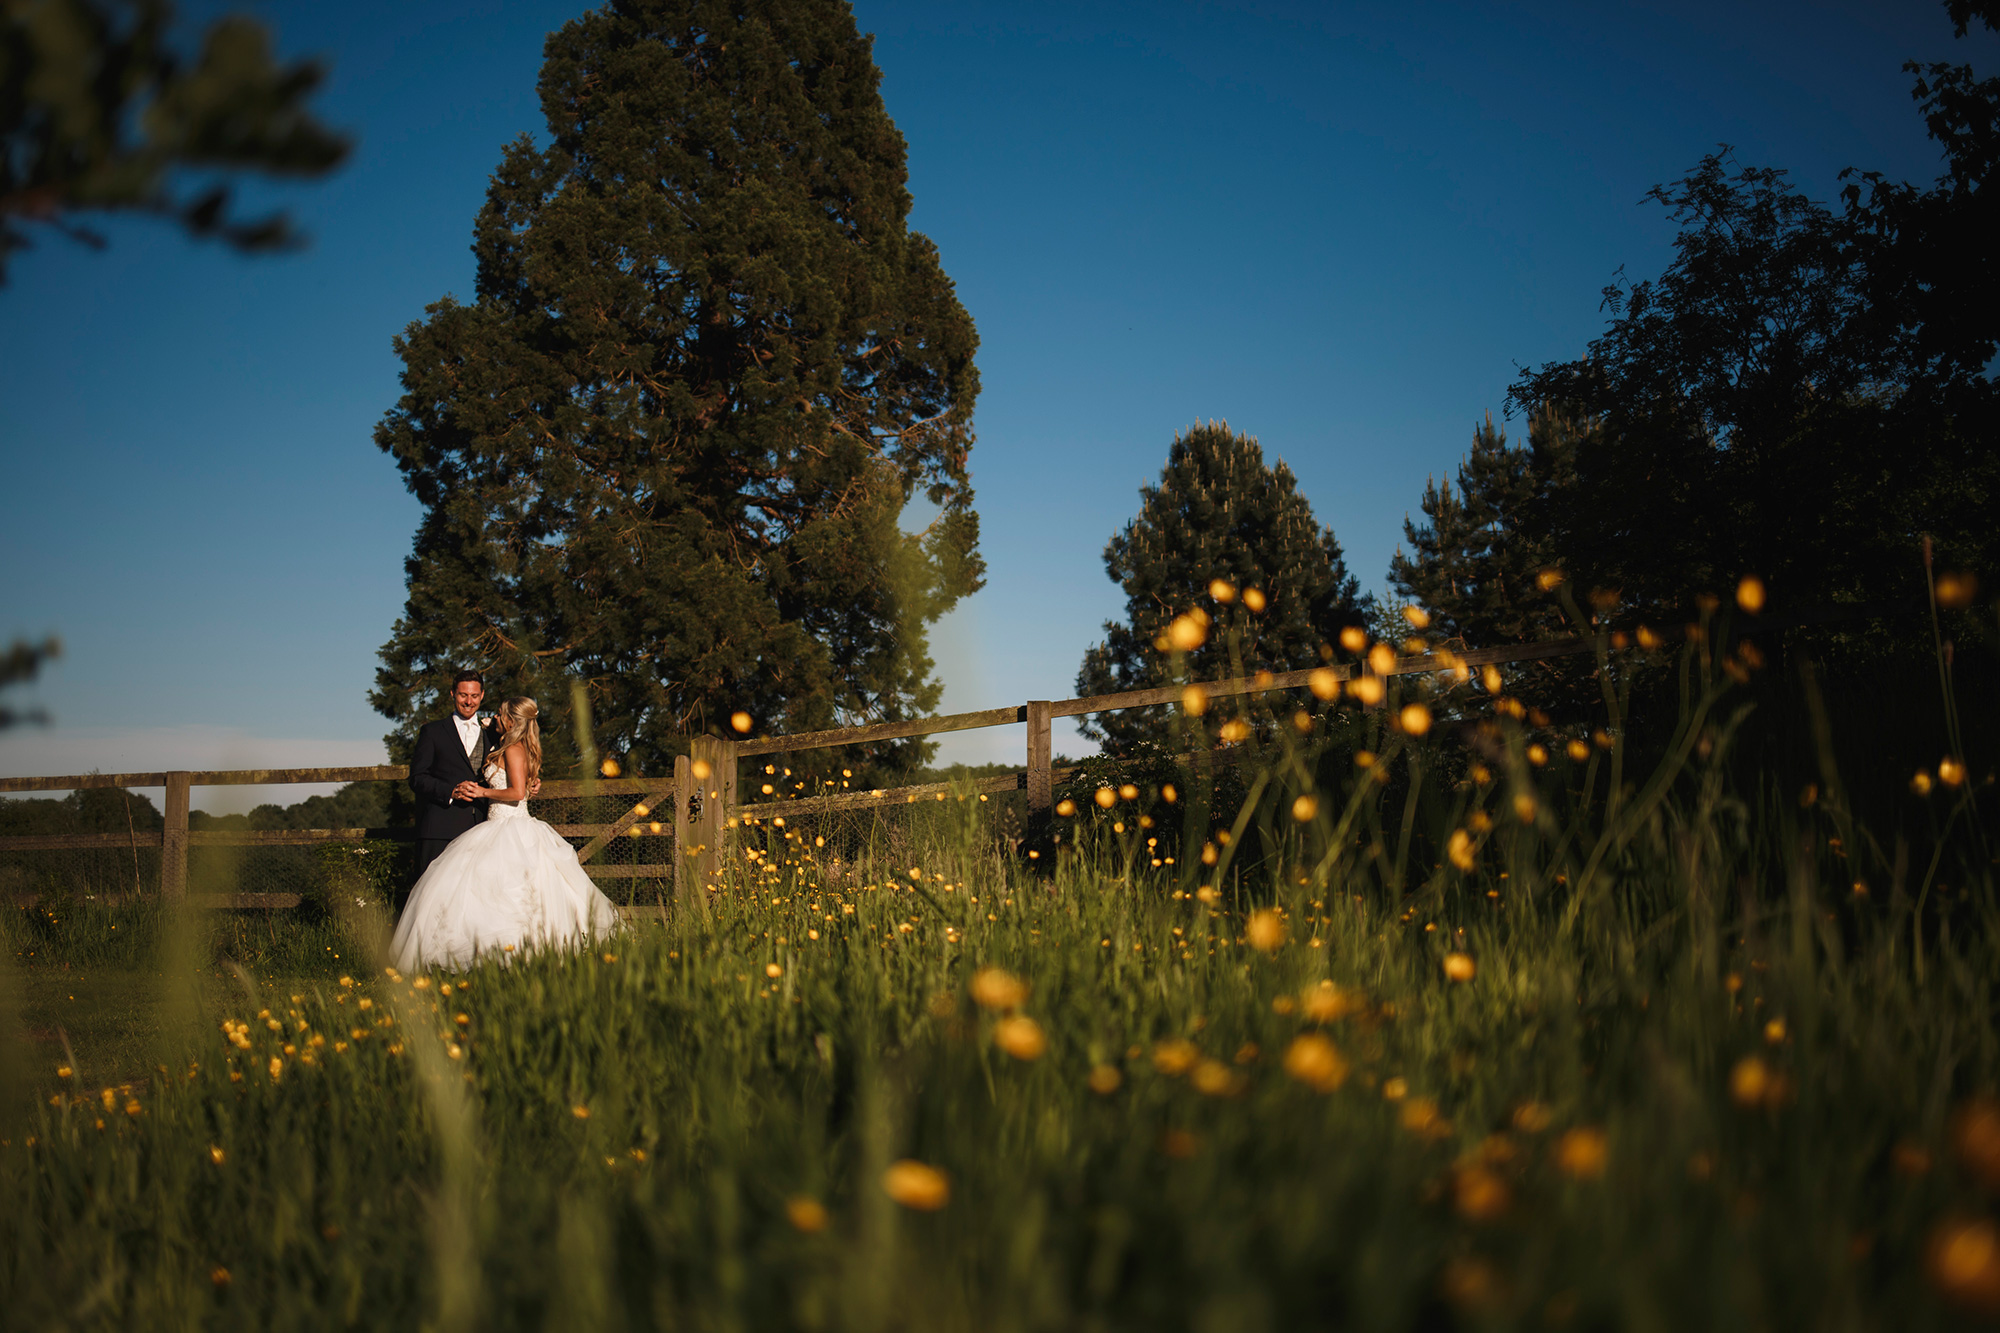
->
453, 713, 482, 758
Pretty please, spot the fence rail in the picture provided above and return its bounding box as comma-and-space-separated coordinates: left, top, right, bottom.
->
0, 634, 1607, 906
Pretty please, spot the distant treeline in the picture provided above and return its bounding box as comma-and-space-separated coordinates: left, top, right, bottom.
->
0, 782, 394, 836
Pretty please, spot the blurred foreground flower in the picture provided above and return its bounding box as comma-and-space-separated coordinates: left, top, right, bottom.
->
1951, 1098, 2000, 1190
1301, 981, 1362, 1023
1929, 1217, 2000, 1314
993, 1015, 1046, 1061
1554, 1127, 1607, 1179
1936, 572, 1979, 609
1153, 1039, 1199, 1076
1246, 909, 1286, 952
1442, 952, 1475, 983
969, 967, 1027, 1011
1283, 1033, 1348, 1092
1453, 1165, 1510, 1221
1190, 1059, 1247, 1097
882, 1160, 950, 1211
1088, 1064, 1122, 1095
786, 1197, 828, 1232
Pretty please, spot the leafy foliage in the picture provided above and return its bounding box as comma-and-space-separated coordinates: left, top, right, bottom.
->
0, 636, 58, 729
1076, 422, 1368, 754
373, 0, 981, 784
0, 0, 348, 281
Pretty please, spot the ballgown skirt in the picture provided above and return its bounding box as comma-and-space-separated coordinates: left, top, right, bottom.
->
390, 806, 618, 971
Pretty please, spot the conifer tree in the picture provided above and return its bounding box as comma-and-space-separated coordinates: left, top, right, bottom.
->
371, 0, 981, 779
1387, 410, 1578, 647
1076, 422, 1368, 754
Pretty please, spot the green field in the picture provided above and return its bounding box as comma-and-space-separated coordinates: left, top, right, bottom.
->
4, 647, 1997, 1331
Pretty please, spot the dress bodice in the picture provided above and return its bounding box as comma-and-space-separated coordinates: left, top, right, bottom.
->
484, 760, 529, 819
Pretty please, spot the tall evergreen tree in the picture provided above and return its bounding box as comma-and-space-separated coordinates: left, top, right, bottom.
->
1076, 422, 1368, 754
371, 0, 981, 779
1387, 412, 1577, 648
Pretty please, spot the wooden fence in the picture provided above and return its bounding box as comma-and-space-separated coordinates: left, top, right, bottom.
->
0, 635, 1604, 906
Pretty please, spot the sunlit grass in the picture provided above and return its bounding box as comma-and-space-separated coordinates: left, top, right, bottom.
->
2, 629, 1994, 1329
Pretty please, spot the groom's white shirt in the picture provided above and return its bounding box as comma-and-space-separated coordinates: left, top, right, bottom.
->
453, 713, 482, 758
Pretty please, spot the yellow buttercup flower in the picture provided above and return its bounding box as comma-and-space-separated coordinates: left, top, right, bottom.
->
969, 968, 1028, 1011
993, 1016, 1047, 1061
1553, 1127, 1608, 1179
882, 1160, 950, 1211
1282, 1034, 1348, 1092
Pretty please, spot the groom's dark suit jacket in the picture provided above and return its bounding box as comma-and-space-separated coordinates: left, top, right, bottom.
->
410, 716, 492, 843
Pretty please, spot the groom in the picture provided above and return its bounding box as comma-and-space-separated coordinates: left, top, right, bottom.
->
408, 670, 496, 889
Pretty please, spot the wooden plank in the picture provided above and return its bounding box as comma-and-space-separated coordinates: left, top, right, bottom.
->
187, 765, 408, 786
690, 736, 729, 902
0, 770, 681, 796
161, 772, 190, 902
0, 831, 165, 851
672, 754, 692, 901
734, 772, 1023, 819
582, 864, 678, 879
0, 772, 171, 793
187, 828, 414, 847
733, 705, 1023, 756
532, 777, 682, 797
575, 785, 679, 864
1025, 700, 1053, 811
190, 893, 304, 910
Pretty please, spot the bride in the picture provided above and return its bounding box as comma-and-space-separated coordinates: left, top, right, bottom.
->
390, 696, 618, 971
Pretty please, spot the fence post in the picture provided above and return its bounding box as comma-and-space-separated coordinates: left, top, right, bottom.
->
161, 772, 190, 901
671, 754, 693, 905
1024, 701, 1053, 812
690, 735, 731, 898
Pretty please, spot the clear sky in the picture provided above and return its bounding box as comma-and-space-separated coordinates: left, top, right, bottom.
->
2, 0, 1992, 810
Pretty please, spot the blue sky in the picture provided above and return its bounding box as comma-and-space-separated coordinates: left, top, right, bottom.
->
1, 0, 1991, 809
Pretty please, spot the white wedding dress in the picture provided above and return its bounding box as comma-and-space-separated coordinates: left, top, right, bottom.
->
390, 760, 619, 971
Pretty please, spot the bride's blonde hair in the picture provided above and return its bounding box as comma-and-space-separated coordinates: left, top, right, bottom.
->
491, 697, 542, 785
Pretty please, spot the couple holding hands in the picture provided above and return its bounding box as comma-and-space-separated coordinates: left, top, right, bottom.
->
388, 671, 617, 971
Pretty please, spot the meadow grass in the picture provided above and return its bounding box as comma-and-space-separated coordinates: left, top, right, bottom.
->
2, 644, 1996, 1331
